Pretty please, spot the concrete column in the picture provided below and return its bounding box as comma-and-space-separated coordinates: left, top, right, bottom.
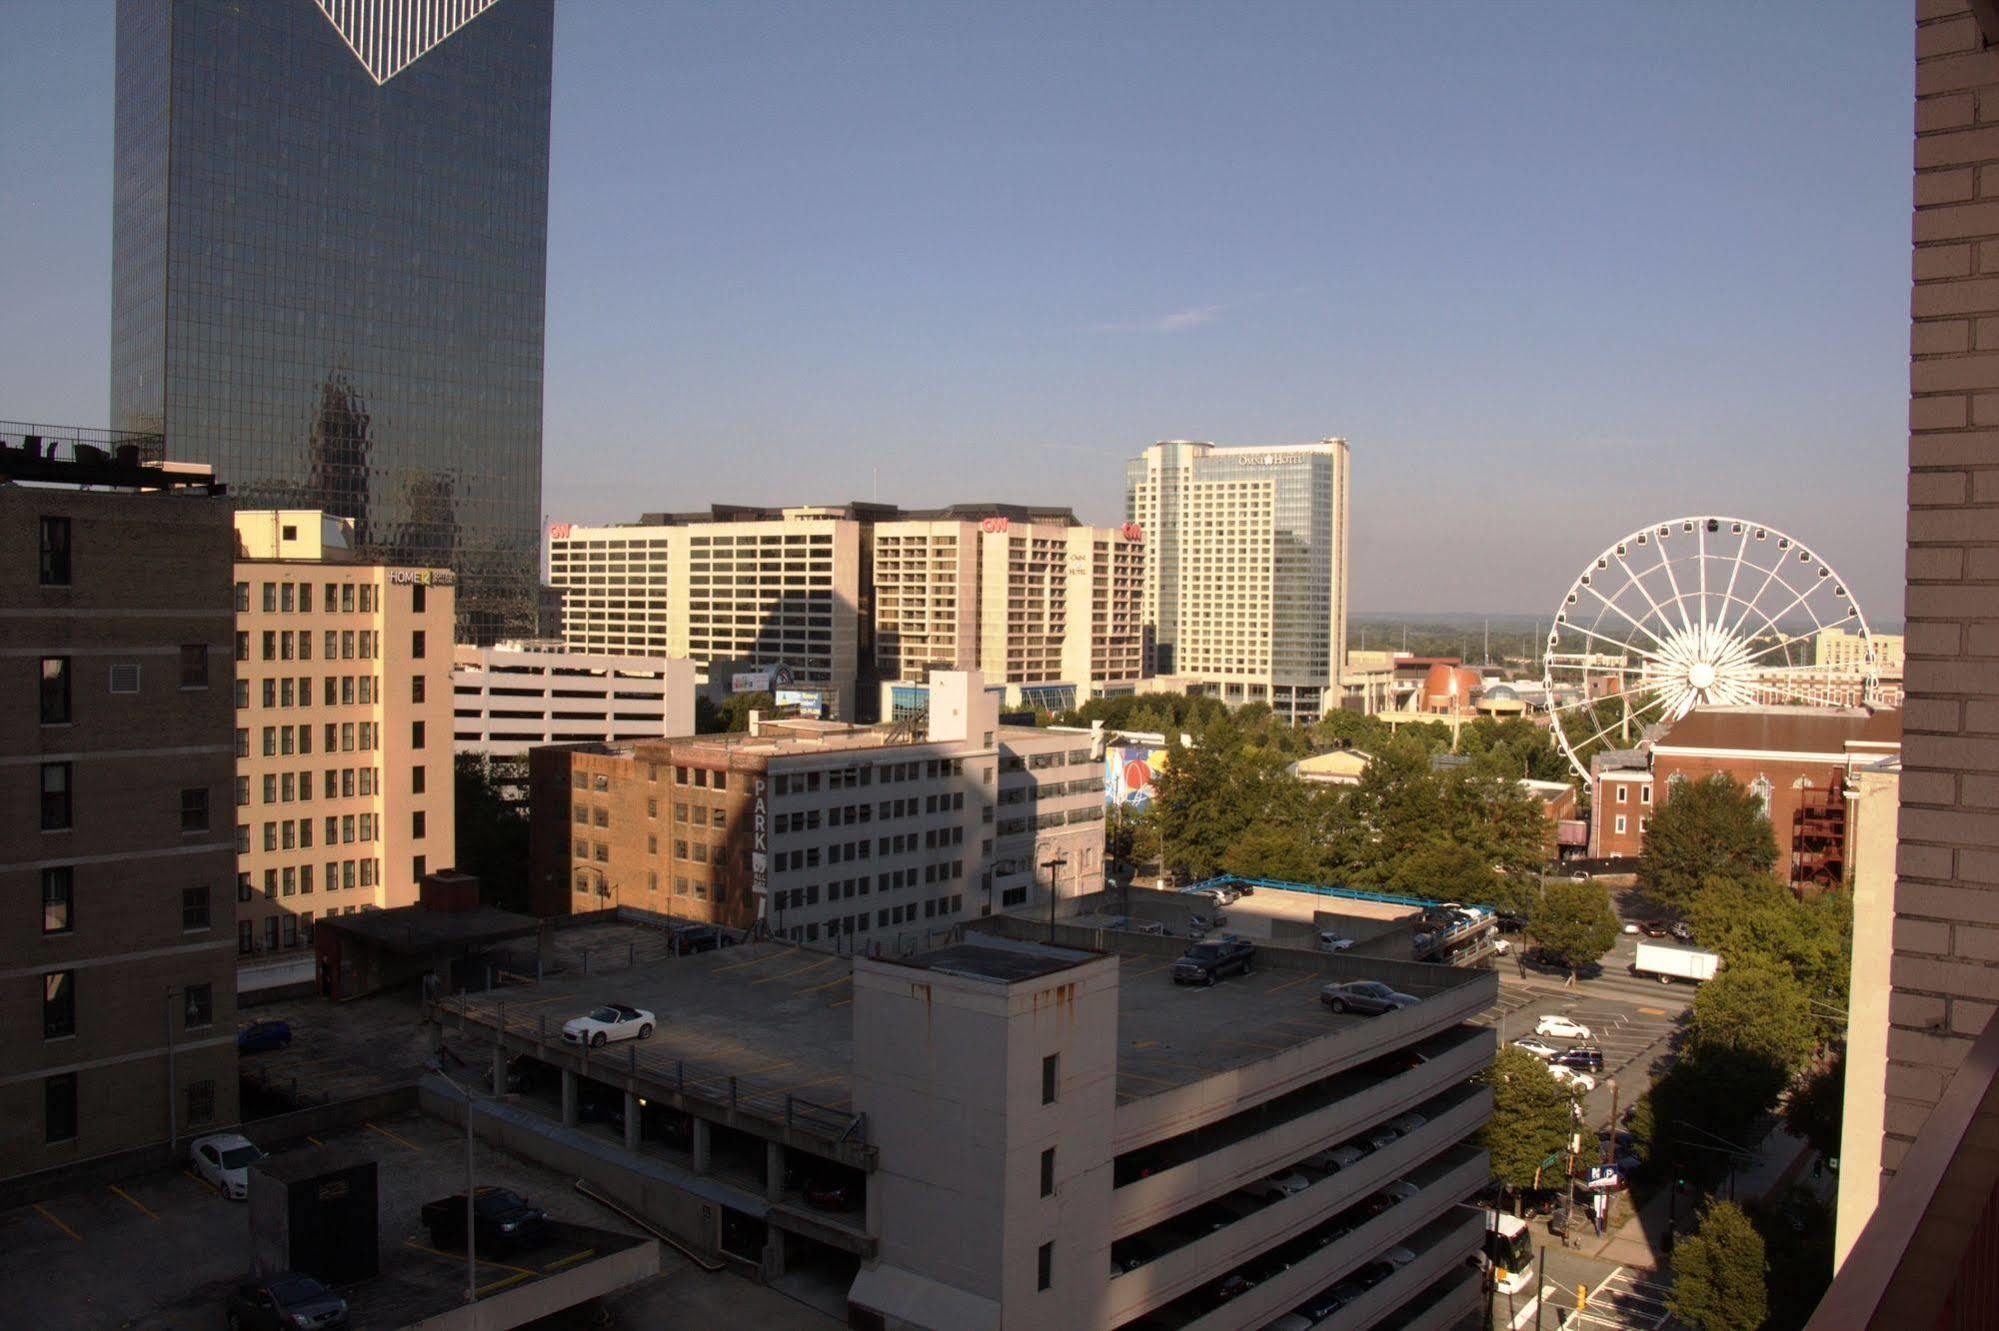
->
761, 1226, 787, 1280
624, 1092, 641, 1152
560, 1069, 578, 1127
692, 1118, 712, 1175
765, 1140, 785, 1201
491, 1043, 506, 1097
864, 1172, 881, 1238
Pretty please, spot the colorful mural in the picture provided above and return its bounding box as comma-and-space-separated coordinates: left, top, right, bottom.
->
1106, 744, 1169, 806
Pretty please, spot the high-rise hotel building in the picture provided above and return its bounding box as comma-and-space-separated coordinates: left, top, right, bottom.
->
232, 511, 456, 971
548, 503, 1145, 719
111, 0, 554, 642
1125, 439, 1352, 724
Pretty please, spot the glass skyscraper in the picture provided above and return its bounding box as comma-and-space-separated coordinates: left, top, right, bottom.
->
112, 0, 553, 643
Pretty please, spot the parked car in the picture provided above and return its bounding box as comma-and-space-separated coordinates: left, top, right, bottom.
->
1379, 1179, 1422, 1205
1535, 1014, 1593, 1041
1641, 920, 1672, 938
225, 1273, 348, 1331
1266, 1315, 1316, 1331
1244, 1169, 1312, 1201
1320, 980, 1418, 1015
1353, 1259, 1398, 1288
1172, 937, 1256, 986
1511, 1037, 1560, 1060
421, 1187, 549, 1252
1670, 921, 1696, 944
1387, 1112, 1428, 1137
1495, 911, 1529, 934
1380, 1244, 1418, 1267
802, 1177, 862, 1211
1549, 1065, 1597, 1094
235, 1019, 292, 1054
190, 1132, 263, 1201
1295, 1287, 1354, 1320
561, 1003, 656, 1047
1365, 1124, 1402, 1152
668, 924, 728, 954
1304, 1143, 1367, 1173
1621, 921, 1641, 935
1553, 1046, 1605, 1071
1317, 931, 1355, 952
1210, 1273, 1258, 1304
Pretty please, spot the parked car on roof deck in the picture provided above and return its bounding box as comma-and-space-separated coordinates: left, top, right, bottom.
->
1511, 1037, 1560, 1059
1320, 980, 1418, 1015
226, 1272, 348, 1330
235, 1019, 292, 1054
1172, 937, 1255, 986
561, 1003, 655, 1047
421, 1187, 548, 1251
191, 1132, 263, 1201
1535, 1014, 1592, 1040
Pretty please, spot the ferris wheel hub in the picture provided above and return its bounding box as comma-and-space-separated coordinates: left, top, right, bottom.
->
1686, 661, 1717, 689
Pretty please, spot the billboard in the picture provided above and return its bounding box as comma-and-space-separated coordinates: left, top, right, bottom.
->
730, 663, 795, 694
1106, 744, 1168, 807
775, 688, 823, 718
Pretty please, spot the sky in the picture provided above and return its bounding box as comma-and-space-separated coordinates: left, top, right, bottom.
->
0, 2, 1911, 617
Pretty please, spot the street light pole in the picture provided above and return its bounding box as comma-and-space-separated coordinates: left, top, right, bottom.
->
1043, 854, 1069, 942
164, 988, 178, 1156
428, 1059, 478, 1304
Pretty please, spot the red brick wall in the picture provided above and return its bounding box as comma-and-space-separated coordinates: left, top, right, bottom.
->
1896, 0, 1999, 1177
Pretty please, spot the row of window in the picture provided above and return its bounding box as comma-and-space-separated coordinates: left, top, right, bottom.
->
37, 650, 209, 724
241, 672, 398, 710
238, 764, 406, 805
241, 857, 378, 898
41, 970, 213, 1040
237, 579, 380, 615
40, 869, 208, 937
38, 765, 208, 833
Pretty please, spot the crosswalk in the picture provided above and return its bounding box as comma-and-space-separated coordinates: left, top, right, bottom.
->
1561, 1268, 1681, 1330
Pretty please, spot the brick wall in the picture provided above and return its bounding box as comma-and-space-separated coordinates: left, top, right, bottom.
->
1893, 0, 1999, 1176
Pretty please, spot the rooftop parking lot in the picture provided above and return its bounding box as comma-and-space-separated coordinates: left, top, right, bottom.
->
0, 1110, 839, 1331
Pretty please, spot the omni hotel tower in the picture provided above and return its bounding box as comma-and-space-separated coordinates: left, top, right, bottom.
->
110, 0, 554, 644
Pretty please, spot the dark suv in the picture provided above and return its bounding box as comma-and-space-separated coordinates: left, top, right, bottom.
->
1553, 1046, 1605, 1071
421, 1187, 549, 1252
669, 924, 729, 954
1172, 937, 1256, 986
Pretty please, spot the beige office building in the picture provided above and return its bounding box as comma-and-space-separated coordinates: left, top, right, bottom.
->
1125, 438, 1352, 724
874, 516, 1145, 710
548, 507, 865, 717
232, 512, 456, 972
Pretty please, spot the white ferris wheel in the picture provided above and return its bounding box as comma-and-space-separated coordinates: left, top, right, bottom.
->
1541, 516, 1876, 780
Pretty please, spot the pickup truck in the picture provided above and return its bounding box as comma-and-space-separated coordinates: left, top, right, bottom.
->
421, 1187, 548, 1252
1171, 937, 1256, 986
1632, 941, 1721, 985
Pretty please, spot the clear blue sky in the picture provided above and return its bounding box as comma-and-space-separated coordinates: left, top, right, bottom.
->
0, 1, 1911, 617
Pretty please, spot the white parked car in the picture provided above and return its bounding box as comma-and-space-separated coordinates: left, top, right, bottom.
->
1512, 1037, 1560, 1060
190, 1131, 263, 1201
1622, 921, 1641, 934
1317, 931, 1355, 952
561, 1003, 656, 1047
1549, 1065, 1598, 1093
1246, 1169, 1313, 1200
1535, 1014, 1593, 1041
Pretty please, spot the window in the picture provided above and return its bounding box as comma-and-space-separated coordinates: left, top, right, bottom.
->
180, 788, 210, 833
411, 675, 426, 703
183, 983, 212, 1028
41, 762, 72, 831
43, 970, 75, 1038
238, 921, 253, 954
1616, 786, 1628, 805
412, 582, 427, 613
412, 765, 427, 795
412, 810, 426, 839
185, 1079, 216, 1127
42, 867, 73, 935
413, 855, 427, 881
181, 885, 210, 931
412, 721, 425, 750
1041, 1053, 1058, 1105
39, 657, 70, 724
1040, 1147, 1055, 1197
178, 644, 209, 689
411, 629, 426, 659
38, 516, 70, 585
1037, 1242, 1052, 1292
1615, 814, 1628, 835
44, 1073, 76, 1143
234, 581, 250, 612
1641, 785, 1653, 805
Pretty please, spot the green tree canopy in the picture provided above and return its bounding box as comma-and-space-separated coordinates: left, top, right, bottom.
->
1481, 1047, 1578, 1192
1783, 1054, 1844, 1163
1688, 875, 1851, 1041
453, 756, 529, 912
1529, 878, 1621, 968
1638, 774, 1779, 910
1637, 1046, 1789, 1189
1669, 1200, 1768, 1331
1689, 963, 1820, 1072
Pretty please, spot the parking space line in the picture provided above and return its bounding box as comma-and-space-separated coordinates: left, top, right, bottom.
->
306, 1135, 322, 1145
754, 955, 841, 986
402, 1238, 536, 1276
107, 1184, 158, 1220
798, 972, 851, 996
365, 1121, 424, 1152
828, 997, 852, 1008
542, 1248, 597, 1272
711, 950, 782, 973
478, 1271, 533, 1295
184, 1169, 220, 1198
1124, 961, 1173, 979
1267, 973, 1317, 994
32, 1204, 81, 1242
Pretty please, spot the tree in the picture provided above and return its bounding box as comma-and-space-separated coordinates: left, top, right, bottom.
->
1380, 842, 1502, 904
1640, 1047, 1789, 1190
1689, 875, 1851, 1042
1638, 775, 1779, 910
1784, 1054, 1844, 1162
1529, 878, 1621, 969
1480, 1047, 1577, 1193
1669, 1200, 1768, 1331
1749, 1187, 1835, 1331
1689, 964, 1820, 1072
453, 755, 530, 911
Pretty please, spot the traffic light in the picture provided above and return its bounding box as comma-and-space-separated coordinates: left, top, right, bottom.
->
1578, 1283, 1589, 1311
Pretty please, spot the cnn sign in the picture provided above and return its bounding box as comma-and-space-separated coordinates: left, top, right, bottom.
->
981, 516, 1011, 533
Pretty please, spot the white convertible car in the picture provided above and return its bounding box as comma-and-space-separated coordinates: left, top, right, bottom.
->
561, 1003, 656, 1047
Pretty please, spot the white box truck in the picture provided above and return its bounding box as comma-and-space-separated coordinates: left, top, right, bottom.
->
1633, 941, 1720, 984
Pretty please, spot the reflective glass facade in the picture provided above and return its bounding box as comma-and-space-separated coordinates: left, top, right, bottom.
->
111, 0, 552, 643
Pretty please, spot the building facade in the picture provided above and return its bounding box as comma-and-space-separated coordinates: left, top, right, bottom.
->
874, 515, 1145, 710
233, 511, 457, 972
0, 433, 238, 1180
1124, 439, 1351, 724
526, 673, 1105, 936
111, 0, 554, 643
452, 642, 695, 779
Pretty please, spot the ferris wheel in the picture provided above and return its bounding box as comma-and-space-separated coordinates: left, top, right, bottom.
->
1541, 516, 1876, 780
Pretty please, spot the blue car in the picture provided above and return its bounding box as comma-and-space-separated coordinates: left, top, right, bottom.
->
236, 1019, 292, 1053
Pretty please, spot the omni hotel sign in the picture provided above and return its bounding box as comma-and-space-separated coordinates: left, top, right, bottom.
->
389, 569, 456, 586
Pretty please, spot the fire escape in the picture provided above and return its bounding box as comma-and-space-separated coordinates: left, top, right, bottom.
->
1791, 781, 1848, 896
